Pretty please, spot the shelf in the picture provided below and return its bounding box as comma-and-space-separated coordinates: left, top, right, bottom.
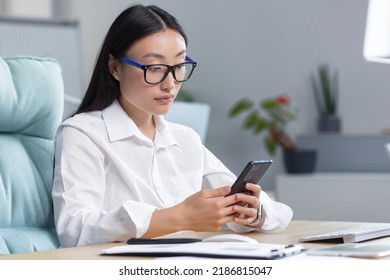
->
276, 173, 390, 223
297, 135, 390, 173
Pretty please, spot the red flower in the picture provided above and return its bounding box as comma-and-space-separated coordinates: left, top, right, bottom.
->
277, 95, 289, 105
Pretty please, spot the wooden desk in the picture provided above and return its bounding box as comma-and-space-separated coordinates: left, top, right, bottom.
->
1, 220, 390, 260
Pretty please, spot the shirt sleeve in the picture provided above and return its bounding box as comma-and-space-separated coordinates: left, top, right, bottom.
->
200, 146, 237, 188
52, 125, 156, 247
199, 146, 293, 233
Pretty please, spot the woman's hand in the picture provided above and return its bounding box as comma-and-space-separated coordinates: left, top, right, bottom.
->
230, 183, 262, 226
177, 186, 240, 232
143, 184, 261, 238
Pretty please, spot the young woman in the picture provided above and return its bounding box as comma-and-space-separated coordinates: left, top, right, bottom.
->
52, 4, 292, 247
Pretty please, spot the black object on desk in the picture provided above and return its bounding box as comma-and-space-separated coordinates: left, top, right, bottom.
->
127, 237, 202, 245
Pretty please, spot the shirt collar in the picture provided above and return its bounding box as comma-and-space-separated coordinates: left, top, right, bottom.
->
102, 99, 141, 142
102, 99, 179, 148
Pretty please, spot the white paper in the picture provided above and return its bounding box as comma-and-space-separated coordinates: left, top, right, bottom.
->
101, 242, 304, 259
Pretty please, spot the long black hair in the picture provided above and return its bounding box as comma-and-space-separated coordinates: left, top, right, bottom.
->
75, 4, 188, 114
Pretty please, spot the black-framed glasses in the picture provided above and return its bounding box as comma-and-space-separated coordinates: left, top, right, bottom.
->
117, 55, 197, 84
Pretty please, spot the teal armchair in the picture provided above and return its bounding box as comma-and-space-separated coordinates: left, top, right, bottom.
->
0, 56, 63, 254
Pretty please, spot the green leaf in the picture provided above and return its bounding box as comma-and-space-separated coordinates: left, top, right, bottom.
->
261, 99, 278, 109
264, 136, 277, 156
318, 64, 338, 115
253, 118, 268, 134
330, 69, 338, 113
243, 111, 258, 129
228, 99, 253, 117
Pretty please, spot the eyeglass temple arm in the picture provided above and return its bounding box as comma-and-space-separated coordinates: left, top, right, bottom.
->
118, 56, 142, 68
185, 55, 195, 62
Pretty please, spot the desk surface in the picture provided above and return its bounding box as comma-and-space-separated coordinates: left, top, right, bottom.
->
1, 220, 390, 260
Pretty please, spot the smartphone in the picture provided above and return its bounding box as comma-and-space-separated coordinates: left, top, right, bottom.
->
227, 160, 273, 196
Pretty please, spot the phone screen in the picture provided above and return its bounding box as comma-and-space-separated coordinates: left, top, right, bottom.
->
227, 160, 273, 196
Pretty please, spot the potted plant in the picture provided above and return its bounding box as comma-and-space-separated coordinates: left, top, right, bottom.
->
228, 94, 316, 173
311, 64, 341, 132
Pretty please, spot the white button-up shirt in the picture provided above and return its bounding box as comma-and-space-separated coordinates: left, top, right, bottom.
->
52, 100, 292, 247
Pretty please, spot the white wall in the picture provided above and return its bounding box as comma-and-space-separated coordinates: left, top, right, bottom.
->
0, 0, 51, 17
5, 0, 390, 191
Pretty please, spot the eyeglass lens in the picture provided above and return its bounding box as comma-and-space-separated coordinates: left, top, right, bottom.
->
145, 63, 195, 84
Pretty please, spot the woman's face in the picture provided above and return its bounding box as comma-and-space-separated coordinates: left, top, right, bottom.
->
110, 29, 187, 119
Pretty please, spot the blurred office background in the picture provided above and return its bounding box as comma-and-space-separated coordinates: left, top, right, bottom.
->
1, 0, 390, 206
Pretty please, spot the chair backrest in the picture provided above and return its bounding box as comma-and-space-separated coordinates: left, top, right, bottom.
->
0, 56, 64, 254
